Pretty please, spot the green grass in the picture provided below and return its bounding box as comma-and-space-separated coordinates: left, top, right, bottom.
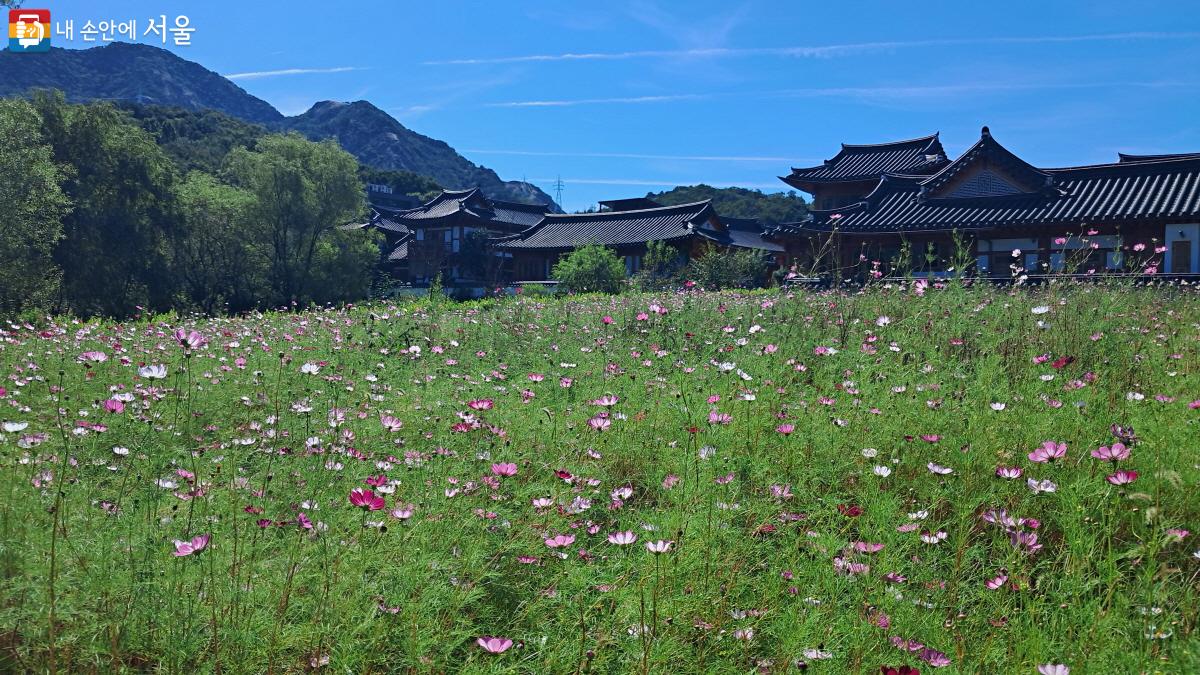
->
0, 280, 1197, 673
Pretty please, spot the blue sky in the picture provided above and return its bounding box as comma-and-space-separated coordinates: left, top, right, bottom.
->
41, 0, 1200, 211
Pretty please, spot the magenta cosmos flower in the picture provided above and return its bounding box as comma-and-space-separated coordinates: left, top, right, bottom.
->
348, 488, 385, 511
587, 416, 611, 431
544, 534, 575, 548
490, 463, 518, 477
172, 533, 210, 557
1106, 470, 1137, 485
467, 399, 494, 410
995, 466, 1023, 479
1028, 441, 1067, 463
476, 636, 513, 654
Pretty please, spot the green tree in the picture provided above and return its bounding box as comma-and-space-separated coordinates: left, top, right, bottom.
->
633, 239, 684, 290
172, 171, 265, 313
687, 244, 770, 290
0, 98, 70, 315
226, 133, 371, 307
32, 91, 179, 317
551, 244, 626, 294
647, 184, 808, 226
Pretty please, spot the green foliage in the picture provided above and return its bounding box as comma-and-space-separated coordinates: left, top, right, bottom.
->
358, 166, 443, 203
172, 171, 264, 313
225, 133, 371, 306
633, 240, 685, 291
0, 285, 1197, 672
686, 243, 771, 290
119, 103, 267, 174
32, 90, 179, 317
551, 243, 626, 294
647, 184, 808, 226
0, 98, 70, 314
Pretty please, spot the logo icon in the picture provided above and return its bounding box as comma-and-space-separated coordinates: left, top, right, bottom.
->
9, 9, 50, 52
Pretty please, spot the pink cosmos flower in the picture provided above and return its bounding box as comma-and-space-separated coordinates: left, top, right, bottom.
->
1091, 443, 1129, 461
607, 531, 637, 545
173, 329, 207, 350
587, 416, 611, 431
172, 533, 210, 557
995, 466, 1023, 479
467, 399, 494, 411
985, 574, 1008, 590
1106, 470, 1137, 485
1037, 666, 1069, 675
853, 541, 885, 554
348, 488, 385, 511
490, 462, 518, 477
476, 636, 513, 654
103, 399, 125, 414
380, 415, 403, 432
645, 540, 673, 554
591, 395, 619, 407
602, 315, 613, 325
776, 423, 795, 435
1028, 441, 1067, 463
544, 534, 575, 548
662, 474, 679, 489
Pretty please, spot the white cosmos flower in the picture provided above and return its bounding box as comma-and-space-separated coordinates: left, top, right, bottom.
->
861, 448, 878, 458
138, 364, 168, 379
3, 421, 29, 433
990, 402, 1006, 411
300, 362, 321, 375
873, 465, 892, 477
1031, 306, 1050, 314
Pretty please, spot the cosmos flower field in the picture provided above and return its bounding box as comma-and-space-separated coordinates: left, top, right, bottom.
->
1, 282, 1198, 673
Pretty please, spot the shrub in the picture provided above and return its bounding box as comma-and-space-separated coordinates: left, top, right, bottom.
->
686, 244, 770, 290
552, 244, 626, 294
633, 240, 686, 291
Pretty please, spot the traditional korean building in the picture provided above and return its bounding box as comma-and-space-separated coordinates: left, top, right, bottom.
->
775, 127, 1200, 279
359, 188, 548, 285
494, 199, 783, 281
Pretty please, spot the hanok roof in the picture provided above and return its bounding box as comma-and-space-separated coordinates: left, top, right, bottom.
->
380, 188, 547, 233
781, 133, 948, 191
497, 201, 717, 250
776, 129, 1200, 234
599, 197, 663, 211
697, 217, 786, 252
1119, 151, 1200, 163
497, 201, 784, 253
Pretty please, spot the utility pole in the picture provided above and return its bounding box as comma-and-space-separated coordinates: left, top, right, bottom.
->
552, 175, 565, 208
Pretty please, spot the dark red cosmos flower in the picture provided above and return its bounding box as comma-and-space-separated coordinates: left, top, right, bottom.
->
1051, 355, 1075, 369
880, 666, 920, 675
837, 504, 863, 518
554, 469, 573, 482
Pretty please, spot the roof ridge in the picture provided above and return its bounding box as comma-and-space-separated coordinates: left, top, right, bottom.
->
840, 133, 940, 150
1045, 154, 1200, 173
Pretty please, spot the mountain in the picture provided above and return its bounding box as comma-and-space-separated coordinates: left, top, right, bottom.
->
0, 43, 283, 124
0, 42, 557, 208
282, 100, 556, 208
647, 185, 808, 226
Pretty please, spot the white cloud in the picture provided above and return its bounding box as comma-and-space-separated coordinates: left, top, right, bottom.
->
532, 177, 787, 189
486, 94, 706, 108
225, 66, 365, 81
426, 32, 1200, 66
465, 149, 817, 163
485, 80, 1192, 109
